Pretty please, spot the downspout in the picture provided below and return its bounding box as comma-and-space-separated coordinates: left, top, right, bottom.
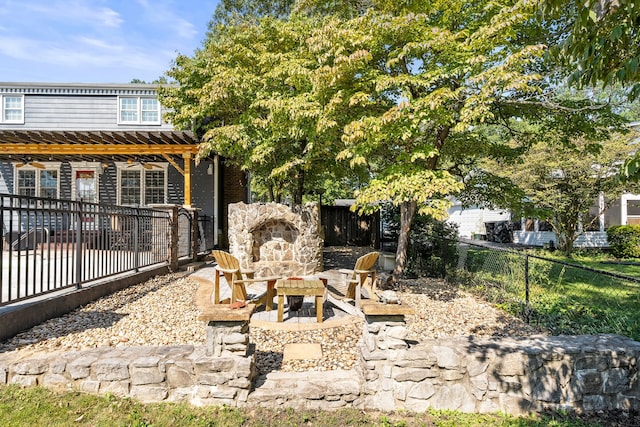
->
214, 155, 219, 247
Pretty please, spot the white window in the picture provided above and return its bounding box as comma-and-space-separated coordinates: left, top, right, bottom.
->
14, 165, 60, 199
118, 97, 160, 124
1, 94, 24, 123
144, 170, 165, 204
117, 163, 167, 205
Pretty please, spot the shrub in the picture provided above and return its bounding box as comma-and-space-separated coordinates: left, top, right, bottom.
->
380, 204, 458, 277
407, 220, 459, 278
606, 225, 640, 258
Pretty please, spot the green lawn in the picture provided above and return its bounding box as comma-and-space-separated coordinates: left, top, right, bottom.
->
461, 248, 640, 340
0, 385, 603, 427
529, 250, 640, 278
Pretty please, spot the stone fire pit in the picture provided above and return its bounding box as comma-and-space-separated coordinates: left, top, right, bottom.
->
227, 202, 323, 277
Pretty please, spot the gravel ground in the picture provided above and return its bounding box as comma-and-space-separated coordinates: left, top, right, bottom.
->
0, 257, 542, 376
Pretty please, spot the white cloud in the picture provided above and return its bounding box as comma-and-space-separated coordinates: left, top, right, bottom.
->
0, 36, 33, 60
22, 1, 123, 28
95, 7, 124, 28
76, 36, 123, 52
134, 0, 199, 40
174, 18, 198, 39
0, 0, 212, 82
0, 35, 163, 72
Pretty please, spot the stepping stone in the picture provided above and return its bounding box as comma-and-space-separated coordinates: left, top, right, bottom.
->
283, 343, 322, 360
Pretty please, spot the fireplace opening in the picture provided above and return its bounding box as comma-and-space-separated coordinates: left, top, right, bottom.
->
251, 219, 298, 263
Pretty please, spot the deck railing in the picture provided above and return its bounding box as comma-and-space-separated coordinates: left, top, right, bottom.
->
0, 193, 171, 306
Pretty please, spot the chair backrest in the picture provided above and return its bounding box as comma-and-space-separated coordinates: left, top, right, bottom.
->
212, 250, 240, 271
211, 250, 245, 295
351, 251, 379, 290
354, 251, 379, 274
347, 251, 379, 301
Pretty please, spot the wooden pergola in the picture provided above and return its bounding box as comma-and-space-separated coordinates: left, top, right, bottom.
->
0, 129, 200, 206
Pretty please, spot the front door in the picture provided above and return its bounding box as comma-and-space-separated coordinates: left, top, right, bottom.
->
76, 170, 96, 203
76, 170, 98, 229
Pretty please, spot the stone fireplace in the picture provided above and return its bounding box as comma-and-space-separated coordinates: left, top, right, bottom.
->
227, 202, 323, 277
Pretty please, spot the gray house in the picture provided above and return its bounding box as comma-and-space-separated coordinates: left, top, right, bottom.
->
0, 82, 248, 250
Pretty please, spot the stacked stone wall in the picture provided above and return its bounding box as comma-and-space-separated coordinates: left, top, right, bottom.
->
0, 346, 254, 406
360, 312, 640, 414
2, 303, 640, 414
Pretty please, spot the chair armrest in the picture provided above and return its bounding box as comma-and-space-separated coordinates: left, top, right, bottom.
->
235, 276, 280, 284
215, 266, 239, 274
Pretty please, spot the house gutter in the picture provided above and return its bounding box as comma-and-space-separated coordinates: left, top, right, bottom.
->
214, 155, 219, 246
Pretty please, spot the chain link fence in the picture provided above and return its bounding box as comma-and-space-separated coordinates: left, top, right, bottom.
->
412, 236, 640, 341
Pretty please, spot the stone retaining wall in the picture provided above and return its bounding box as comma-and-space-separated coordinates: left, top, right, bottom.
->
0, 345, 254, 406
2, 304, 640, 415
359, 309, 640, 414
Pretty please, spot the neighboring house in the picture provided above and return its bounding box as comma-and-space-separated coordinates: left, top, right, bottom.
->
0, 82, 248, 250
448, 123, 640, 248
447, 195, 640, 248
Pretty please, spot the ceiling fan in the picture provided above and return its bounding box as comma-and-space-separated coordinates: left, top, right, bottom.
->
126, 158, 162, 170
15, 158, 45, 169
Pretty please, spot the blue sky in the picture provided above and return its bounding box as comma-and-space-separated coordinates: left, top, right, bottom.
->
0, 0, 219, 83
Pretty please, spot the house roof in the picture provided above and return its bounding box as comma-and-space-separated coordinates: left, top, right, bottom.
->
0, 129, 199, 163
0, 82, 168, 95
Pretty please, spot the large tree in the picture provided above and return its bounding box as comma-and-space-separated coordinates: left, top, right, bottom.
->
324, 0, 590, 275
162, 0, 626, 276
211, 0, 295, 25
160, 16, 372, 204
539, 1, 640, 182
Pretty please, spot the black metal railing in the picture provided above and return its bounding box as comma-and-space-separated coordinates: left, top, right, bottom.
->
0, 193, 171, 306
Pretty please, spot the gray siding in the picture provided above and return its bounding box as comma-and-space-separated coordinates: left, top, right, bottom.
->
165, 160, 213, 210
191, 161, 215, 218
13, 95, 174, 131
99, 167, 118, 205
0, 163, 12, 193
167, 166, 184, 205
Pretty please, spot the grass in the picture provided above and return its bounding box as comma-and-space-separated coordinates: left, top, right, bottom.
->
0, 385, 604, 427
531, 249, 640, 278
459, 247, 640, 340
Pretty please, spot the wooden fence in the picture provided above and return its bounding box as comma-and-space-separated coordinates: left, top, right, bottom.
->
321, 205, 380, 247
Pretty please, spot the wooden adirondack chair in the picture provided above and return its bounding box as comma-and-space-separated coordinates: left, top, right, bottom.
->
322, 251, 379, 316
211, 250, 279, 308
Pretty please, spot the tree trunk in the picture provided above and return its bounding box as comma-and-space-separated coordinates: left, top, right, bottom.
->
553, 220, 577, 257
294, 168, 305, 205
393, 200, 417, 278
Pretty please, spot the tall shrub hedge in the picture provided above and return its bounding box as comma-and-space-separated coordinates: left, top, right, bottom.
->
606, 225, 640, 258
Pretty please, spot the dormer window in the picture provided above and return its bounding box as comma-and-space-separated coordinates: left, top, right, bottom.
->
1, 94, 24, 123
118, 96, 160, 125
